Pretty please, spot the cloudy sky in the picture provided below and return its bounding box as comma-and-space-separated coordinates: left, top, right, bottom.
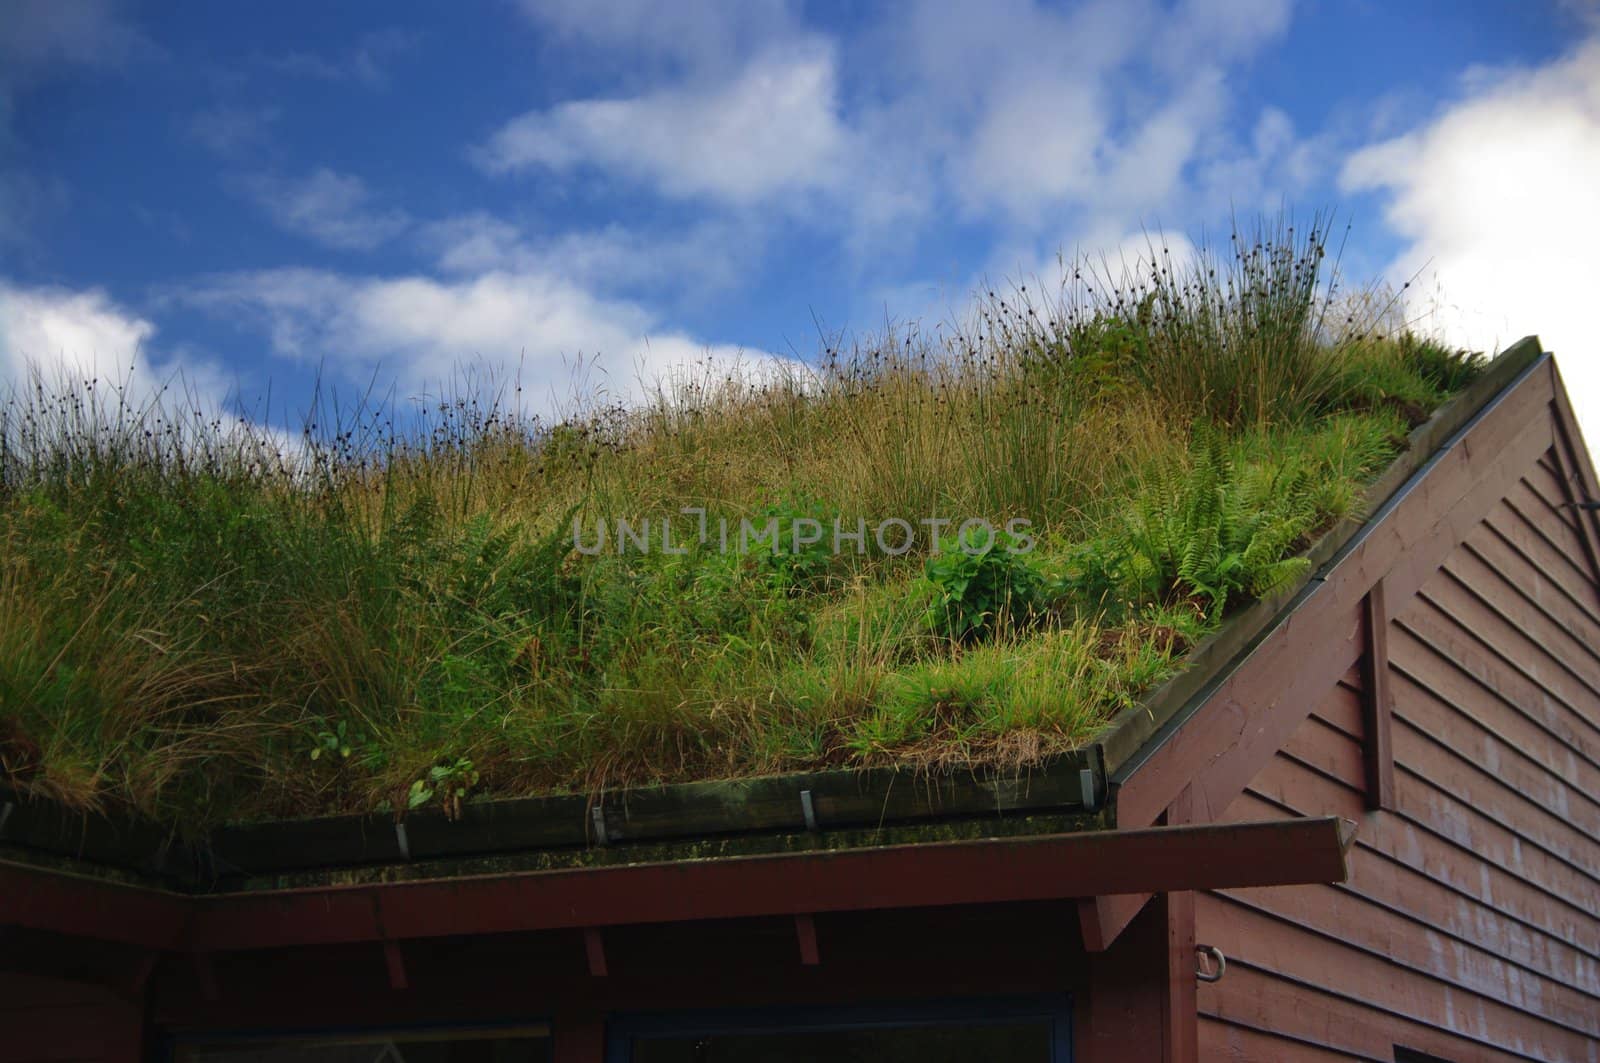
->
2, 0, 1599, 443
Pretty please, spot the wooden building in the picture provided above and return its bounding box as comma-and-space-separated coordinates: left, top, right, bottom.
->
2, 338, 1597, 1061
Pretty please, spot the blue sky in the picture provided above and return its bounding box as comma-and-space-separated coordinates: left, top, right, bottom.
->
3, 0, 1599, 441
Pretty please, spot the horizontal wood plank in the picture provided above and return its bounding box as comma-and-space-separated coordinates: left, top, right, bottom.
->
1198, 1018, 1361, 1062
1196, 896, 1596, 1061
1207, 885, 1600, 1036
1390, 671, 1600, 842
1222, 789, 1600, 997
1197, 959, 1536, 1062
1394, 607, 1600, 771
1241, 756, 1600, 955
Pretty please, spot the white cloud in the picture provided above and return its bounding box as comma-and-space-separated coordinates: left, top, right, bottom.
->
0, 280, 303, 467
417, 213, 754, 299
187, 105, 280, 158
185, 266, 792, 416
0, 0, 151, 85
240, 169, 411, 250
0, 279, 242, 409
265, 28, 420, 89
1342, 36, 1600, 452
515, 0, 796, 72
476, 41, 846, 205
0, 281, 154, 383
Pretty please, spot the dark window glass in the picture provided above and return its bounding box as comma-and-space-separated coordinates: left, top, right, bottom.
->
177, 1030, 550, 1063
633, 1020, 1052, 1062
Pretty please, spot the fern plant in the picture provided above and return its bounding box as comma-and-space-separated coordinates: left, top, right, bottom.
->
1107, 427, 1322, 622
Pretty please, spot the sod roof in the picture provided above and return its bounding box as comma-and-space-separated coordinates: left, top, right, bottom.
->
0, 221, 1512, 851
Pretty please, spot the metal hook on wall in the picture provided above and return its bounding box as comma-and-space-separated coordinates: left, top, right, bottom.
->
1196, 943, 1226, 983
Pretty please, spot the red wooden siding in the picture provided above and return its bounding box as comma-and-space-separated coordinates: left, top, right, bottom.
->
1196, 442, 1600, 1062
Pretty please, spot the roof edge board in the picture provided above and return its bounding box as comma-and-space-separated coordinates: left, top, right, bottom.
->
0, 816, 1353, 952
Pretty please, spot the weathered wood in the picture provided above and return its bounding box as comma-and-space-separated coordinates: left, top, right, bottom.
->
1469, 515, 1600, 647
1388, 717, 1600, 883
1222, 789, 1599, 996
1482, 495, 1600, 620
1209, 885, 1600, 1036
0, 859, 188, 952
1395, 606, 1600, 771
1073, 785, 1203, 954
583, 928, 607, 978
1197, 952, 1552, 1062
1313, 680, 1363, 741
1393, 766, 1600, 905
1281, 716, 1367, 794
1197, 1019, 1357, 1062
1078, 890, 1194, 1063
1164, 786, 1198, 1063
1439, 555, 1600, 698
1418, 578, 1600, 740
1197, 896, 1597, 1060
1239, 758, 1599, 955
793, 913, 820, 966
1389, 670, 1600, 838
383, 940, 408, 991
1525, 459, 1584, 533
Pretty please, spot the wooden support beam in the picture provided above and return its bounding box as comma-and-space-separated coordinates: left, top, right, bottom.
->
1077, 892, 1149, 953
382, 940, 408, 990
1078, 785, 1198, 953
794, 913, 820, 966
583, 928, 607, 978
1361, 577, 1396, 811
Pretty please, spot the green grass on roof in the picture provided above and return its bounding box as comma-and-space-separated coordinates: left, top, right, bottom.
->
0, 215, 1484, 830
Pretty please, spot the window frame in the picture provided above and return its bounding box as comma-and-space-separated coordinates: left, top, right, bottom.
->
605, 994, 1073, 1063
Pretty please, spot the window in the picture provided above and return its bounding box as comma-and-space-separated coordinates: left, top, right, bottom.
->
174, 1025, 551, 1063
1395, 1048, 1454, 1063
608, 998, 1071, 1063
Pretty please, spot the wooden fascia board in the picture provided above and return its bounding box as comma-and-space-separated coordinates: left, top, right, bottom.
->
2, 817, 1355, 954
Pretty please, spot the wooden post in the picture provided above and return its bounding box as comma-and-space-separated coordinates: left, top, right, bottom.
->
1361, 578, 1396, 811
552, 1012, 606, 1063
794, 913, 820, 966
1077, 787, 1198, 1062
1078, 890, 1197, 1062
